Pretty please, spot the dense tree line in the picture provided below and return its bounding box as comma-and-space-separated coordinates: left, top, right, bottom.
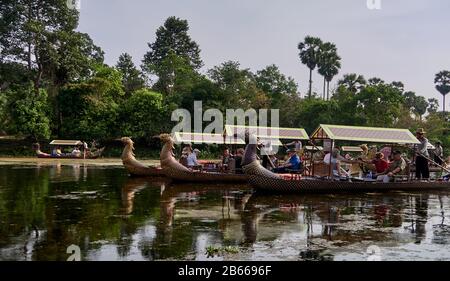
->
0, 2, 449, 154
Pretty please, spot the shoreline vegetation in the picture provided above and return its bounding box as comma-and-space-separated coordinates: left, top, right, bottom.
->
1, 3, 449, 157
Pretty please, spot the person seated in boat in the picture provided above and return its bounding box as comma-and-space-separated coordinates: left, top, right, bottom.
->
51, 146, 62, 156
443, 156, 450, 181
180, 144, 193, 166
234, 148, 245, 174
359, 152, 389, 178
273, 149, 301, 174
324, 148, 349, 179
187, 148, 201, 169
220, 148, 233, 171
376, 151, 406, 183
71, 146, 81, 157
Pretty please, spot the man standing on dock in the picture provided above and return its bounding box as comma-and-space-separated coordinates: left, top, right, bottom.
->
415, 128, 430, 180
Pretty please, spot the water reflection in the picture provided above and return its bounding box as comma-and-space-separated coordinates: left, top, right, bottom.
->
1, 165, 450, 261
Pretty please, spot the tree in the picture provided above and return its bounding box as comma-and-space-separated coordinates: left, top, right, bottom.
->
58, 65, 124, 140
255, 64, 298, 107
390, 81, 405, 93
10, 85, 51, 140
317, 42, 341, 100
151, 50, 200, 100
368, 77, 385, 86
355, 83, 405, 127
298, 36, 323, 98
208, 61, 269, 110
0, 0, 103, 93
338, 73, 366, 93
403, 91, 428, 121
121, 89, 166, 140
116, 53, 145, 96
434, 70, 450, 114
427, 98, 439, 114
142, 16, 202, 83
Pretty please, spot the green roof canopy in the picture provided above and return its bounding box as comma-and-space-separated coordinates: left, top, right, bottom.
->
225, 125, 309, 140
311, 124, 420, 144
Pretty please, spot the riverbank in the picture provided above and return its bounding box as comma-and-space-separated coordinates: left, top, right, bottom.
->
0, 157, 160, 167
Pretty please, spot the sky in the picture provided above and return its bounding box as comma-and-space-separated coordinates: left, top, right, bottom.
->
77, 0, 450, 101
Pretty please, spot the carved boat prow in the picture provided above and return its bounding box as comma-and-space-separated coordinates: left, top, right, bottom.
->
121, 137, 164, 177
156, 133, 247, 183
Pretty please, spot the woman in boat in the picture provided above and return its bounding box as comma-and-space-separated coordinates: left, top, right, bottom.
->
220, 148, 233, 171
186, 148, 200, 169
376, 151, 407, 183
327, 148, 348, 179
359, 152, 389, 178
234, 148, 245, 174
52, 146, 62, 157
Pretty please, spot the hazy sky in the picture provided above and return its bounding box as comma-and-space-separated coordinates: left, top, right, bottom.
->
77, 0, 450, 101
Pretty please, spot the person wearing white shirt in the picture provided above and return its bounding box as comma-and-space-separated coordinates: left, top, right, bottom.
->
187, 149, 200, 167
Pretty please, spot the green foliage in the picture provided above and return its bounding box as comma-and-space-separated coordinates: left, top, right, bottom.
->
116, 53, 145, 96
255, 64, 298, 107
294, 98, 339, 133
208, 61, 269, 110
298, 36, 323, 98
58, 67, 123, 140
10, 86, 51, 140
121, 89, 166, 140
142, 16, 202, 82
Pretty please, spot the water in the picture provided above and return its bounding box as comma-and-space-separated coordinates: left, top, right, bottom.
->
1, 164, 450, 261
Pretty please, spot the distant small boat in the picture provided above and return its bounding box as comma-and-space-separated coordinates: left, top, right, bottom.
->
34, 140, 104, 159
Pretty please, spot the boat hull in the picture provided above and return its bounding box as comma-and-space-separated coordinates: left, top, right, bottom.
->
243, 162, 450, 194
123, 162, 165, 177
37, 154, 100, 159
163, 166, 247, 183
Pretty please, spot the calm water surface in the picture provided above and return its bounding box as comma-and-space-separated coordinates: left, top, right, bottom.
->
1, 164, 450, 261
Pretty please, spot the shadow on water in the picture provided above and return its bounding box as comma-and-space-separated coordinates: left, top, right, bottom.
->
1, 164, 450, 260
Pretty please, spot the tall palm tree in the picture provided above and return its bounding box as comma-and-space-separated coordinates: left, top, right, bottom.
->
298, 36, 323, 98
434, 70, 450, 115
318, 42, 341, 100
337, 73, 367, 93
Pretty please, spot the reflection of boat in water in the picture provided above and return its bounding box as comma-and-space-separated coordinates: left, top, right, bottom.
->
121, 137, 165, 177
34, 140, 104, 159
156, 134, 248, 183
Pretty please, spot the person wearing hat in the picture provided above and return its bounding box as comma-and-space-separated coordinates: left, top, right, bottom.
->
415, 128, 430, 180
434, 141, 444, 165
273, 149, 301, 173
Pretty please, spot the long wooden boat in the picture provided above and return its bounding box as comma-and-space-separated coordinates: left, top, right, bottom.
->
157, 134, 247, 183
121, 137, 164, 177
33, 142, 104, 159
241, 142, 450, 194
